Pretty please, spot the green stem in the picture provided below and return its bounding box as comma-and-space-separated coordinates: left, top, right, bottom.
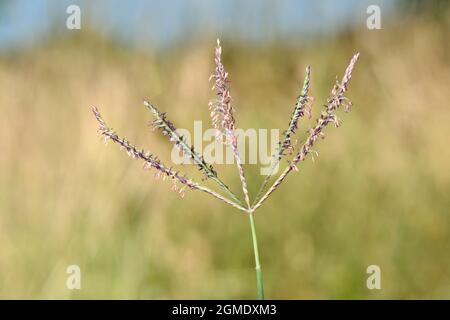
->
248, 211, 264, 300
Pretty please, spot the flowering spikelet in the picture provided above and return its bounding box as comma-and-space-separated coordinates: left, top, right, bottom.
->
143, 100, 241, 205
143, 100, 218, 179
252, 66, 312, 205
280, 66, 313, 156
209, 38, 236, 144
92, 106, 246, 210
92, 107, 196, 192
209, 39, 251, 207
253, 52, 360, 211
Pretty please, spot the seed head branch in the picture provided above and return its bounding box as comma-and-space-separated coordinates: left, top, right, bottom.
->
209, 38, 236, 144
92, 106, 245, 209
231, 137, 251, 208
144, 100, 218, 179
252, 53, 360, 211
196, 185, 247, 212
280, 66, 312, 156
253, 66, 312, 205
143, 100, 242, 206
209, 38, 251, 208
92, 107, 196, 188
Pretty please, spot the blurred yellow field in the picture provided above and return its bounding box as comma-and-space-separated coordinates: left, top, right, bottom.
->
0, 2, 449, 299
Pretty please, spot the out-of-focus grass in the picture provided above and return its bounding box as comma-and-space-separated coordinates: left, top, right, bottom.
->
0, 15, 449, 299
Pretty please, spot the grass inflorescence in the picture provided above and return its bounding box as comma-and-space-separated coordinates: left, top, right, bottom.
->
92, 39, 360, 299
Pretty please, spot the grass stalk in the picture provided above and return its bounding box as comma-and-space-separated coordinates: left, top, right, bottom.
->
248, 210, 264, 300
92, 40, 359, 299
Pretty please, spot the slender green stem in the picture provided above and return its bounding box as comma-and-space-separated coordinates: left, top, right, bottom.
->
248, 211, 264, 300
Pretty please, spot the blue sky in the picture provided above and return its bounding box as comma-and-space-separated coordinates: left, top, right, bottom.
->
0, 0, 396, 51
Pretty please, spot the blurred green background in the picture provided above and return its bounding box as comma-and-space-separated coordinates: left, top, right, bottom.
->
0, 0, 449, 299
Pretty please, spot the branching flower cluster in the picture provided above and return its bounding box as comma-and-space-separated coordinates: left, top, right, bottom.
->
92, 40, 359, 214
91, 39, 359, 299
